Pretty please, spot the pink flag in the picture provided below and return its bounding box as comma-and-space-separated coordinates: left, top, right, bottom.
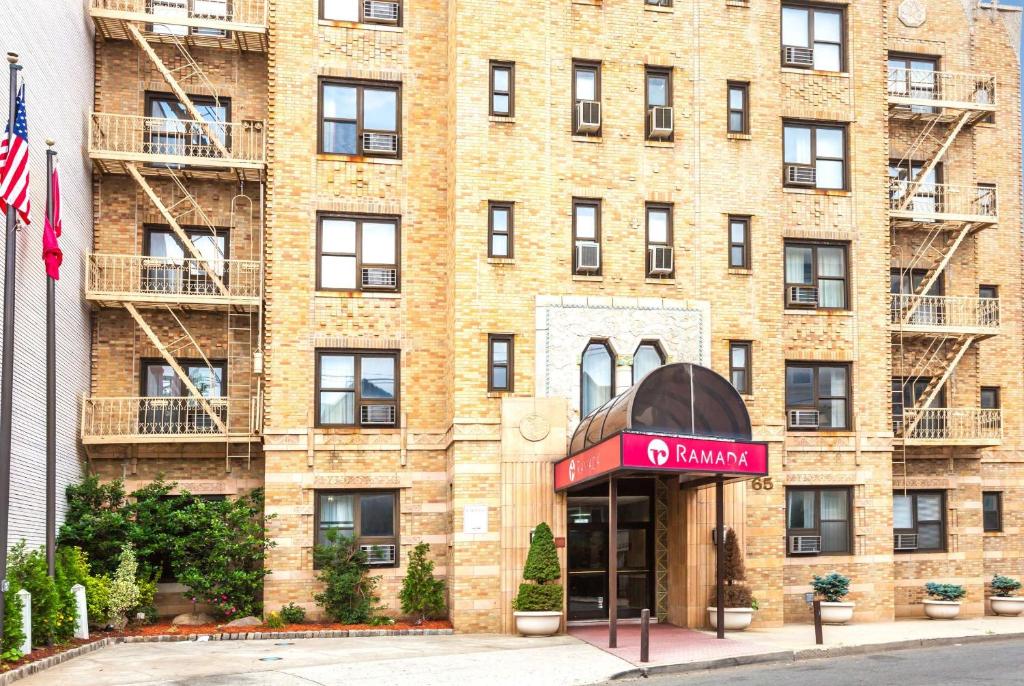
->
42, 164, 61, 280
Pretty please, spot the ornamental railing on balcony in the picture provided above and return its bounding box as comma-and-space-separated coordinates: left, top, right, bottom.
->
81, 396, 236, 443
888, 179, 997, 222
86, 253, 261, 306
887, 68, 996, 110
889, 294, 1000, 332
89, 113, 266, 169
91, 0, 268, 28
896, 408, 1002, 445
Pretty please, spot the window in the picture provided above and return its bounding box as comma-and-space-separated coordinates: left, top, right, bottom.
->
317, 215, 399, 291
146, 93, 229, 159
150, 0, 229, 38
488, 202, 513, 258
142, 358, 225, 398
316, 350, 399, 427
573, 199, 602, 275
781, 4, 844, 71
979, 284, 999, 301
490, 61, 514, 117
887, 54, 937, 113
983, 492, 1002, 532
646, 204, 673, 277
977, 183, 997, 215
645, 67, 672, 140
573, 61, 601, 135
488, 334, 514, 392
784, 122, 846, 189
316, 491, 398, 566
784, 242, 848, 309
143, 225, 228, 294
786, 363, 850, 429
141, 358, 227, 434
581, 340, 614, 416
729, 342, 751, 395
786, 487, 852, 555
888, 159, 940, 214
320, 79, 400, 157
981, 386, 1000, 410
320, 0, 401, 26
728, 216, 750, 269
891, 377, 945, 435
645, 0, 672, 6
632, 342, 665, 384
893, 491, 945, 552
727, 82, 749, 134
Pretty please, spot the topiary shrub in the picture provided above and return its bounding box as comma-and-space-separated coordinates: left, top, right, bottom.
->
313, 529, 381, 624
279, 602, 306, 625
512, 523, 563, 612
399, 542, 446, 624
991, 575, 1022, 598
811, 572, 851, 603
108, 544, 142, 631
925, 582, 966, 602
2, 579, 25, 663
710, 528, 755, 609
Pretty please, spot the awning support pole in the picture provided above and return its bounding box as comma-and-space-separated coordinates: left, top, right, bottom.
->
715, 475, 725, 639
608, 476, 618, 648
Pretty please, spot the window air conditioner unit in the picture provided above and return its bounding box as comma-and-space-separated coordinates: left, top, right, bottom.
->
361, 404, 397, 426
893, 533, 918, 551
575, 241, 601, 273
364, 1, 401, 23
151, 0, 189, 35
648, 246, 673, 275
788, 409, 820, 429
648, 106, 673, 138
361, 267, 398, 289
360, 544, 397, 565
789, 535, 821, 554
786, 285, 818, 308
575, 100, 602, 134
786, 164, 817, 186
362, 132, 399, 155
782, 46, 814, 68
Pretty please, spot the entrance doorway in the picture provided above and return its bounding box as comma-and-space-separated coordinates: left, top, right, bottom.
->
567, 479, 654, 622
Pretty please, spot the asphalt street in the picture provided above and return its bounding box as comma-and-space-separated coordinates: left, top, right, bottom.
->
614, 639, 1024, 686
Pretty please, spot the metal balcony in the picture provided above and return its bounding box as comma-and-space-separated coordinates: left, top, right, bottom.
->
90, 0, 268, 52
81, 396, 255, 444
895, 408, 1002, 447
889, 180, 998, 228
889, 294, 1000, 337
887, 68, 996, 124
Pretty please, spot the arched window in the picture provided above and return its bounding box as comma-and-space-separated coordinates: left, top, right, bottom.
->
581, 340, 614, 416
632, 342, 665, 383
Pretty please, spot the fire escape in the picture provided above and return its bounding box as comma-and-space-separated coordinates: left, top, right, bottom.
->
888, 66, 1001, 459
81, 1, 267, 471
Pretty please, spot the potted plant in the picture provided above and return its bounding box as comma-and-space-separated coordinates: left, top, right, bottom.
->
811, 572, 854, 624
988, 575, 1024, 616
512, 523, 563, 636
923, 582, 966, 619
707, 529, 756, 631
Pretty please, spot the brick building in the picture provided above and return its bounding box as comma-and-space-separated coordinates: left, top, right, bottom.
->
85, 1, 1022, 631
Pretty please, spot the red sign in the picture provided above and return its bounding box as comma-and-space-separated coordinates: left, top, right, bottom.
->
621, 432, 768, 476
553, 436, 621, 491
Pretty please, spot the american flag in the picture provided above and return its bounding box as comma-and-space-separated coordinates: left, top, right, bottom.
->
42, 163, 62, 280
0, 84, 30, 225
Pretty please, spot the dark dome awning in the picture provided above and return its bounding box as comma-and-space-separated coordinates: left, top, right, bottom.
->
569, 363, 752, 455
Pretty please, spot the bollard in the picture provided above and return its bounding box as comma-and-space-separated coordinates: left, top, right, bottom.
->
640, 608, 650, 663
812, 599, 823, 645
72, 583, 89, 639
17, 588, 30, 655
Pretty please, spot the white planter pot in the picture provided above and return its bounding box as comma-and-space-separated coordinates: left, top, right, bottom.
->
706, 607, 754, 631
513, 611, 562, 636
989, 596, 1024, 617
923, 600, 961, 620
819, 601, 855, 625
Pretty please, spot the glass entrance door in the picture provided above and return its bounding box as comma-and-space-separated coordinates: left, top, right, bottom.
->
567, 479, 654, 621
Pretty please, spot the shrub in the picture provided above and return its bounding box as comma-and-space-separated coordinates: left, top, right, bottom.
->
925, 582, 966, 602
279, 603, 306, 625
811, 572, 851, 603
57, 476, 130, 577
264, 612, 285, 629
108, 545, 142, 631
710, 528, 755, 609
7, 541, 65, 644
134, 572, 159, 624
55, 546, 92, 641
991, 575, 1022, 598
2, 579, 25, 663
512, 584, 563, 612
399, 543, 446, 624
512, 523, 563, 612
722, 585, 754, 608
84, 574, 112, 629
313, 529, 381, 624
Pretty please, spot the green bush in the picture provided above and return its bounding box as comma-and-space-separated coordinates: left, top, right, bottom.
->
54, 547, 91, 641
84, 574, 112, 628
399, 542, 446, 624
811, 572, 851, 603
7, 541, 66, 644
264, 611, 285, 629
522, 523, 560, 583
313, 529, 381, 624
2, 579, 25, 663
58, 476, 131, 577
279, 603, 306, 625
991, 575, 1022, 597
512, 584, 563, 612
134, 572, 159, 624
108, 545, 141, 631
925, 582, 966, 602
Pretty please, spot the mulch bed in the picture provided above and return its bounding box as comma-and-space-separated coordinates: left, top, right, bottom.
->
0, 639, 95, 673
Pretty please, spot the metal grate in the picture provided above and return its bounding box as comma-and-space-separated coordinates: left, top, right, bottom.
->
362, 132, 399, 155
363, 0, 400, 22
361, 267, 398, 289
361, 404, 397, 426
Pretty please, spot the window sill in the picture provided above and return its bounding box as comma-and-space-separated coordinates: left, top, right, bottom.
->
784, 308, 853, 316
727, 132, 752, 141
572, 274, 604, 282
487, 257, 516, 265
571, 0, 602, 5
317, 153, 402, 165
318, 19, 404, 33
781, 68, 851, 78
645, 277, 675, 285
489, 116, 516, 124
728, 267, 753, 275
316, 290, 401, 300
486, 391, 512, 399
644, 139, 675, 148
572, 135, 603, 144
783, 187, 852, 197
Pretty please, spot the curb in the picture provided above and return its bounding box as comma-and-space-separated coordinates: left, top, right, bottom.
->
0, 637, 114, 686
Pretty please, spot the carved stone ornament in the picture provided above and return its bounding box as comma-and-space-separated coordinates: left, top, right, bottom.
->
519, 413, 551, 442
898, 0, 927, 28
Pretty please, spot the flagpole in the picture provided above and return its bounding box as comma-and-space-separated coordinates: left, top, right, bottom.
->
0, 51, 21, 644
45, 140, 55, 578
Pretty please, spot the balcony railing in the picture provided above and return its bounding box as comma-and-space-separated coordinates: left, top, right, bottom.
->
89, 112, 266, 170
896, 407, 1002, 445
86, 253, 261, 307
888, 180, 998, 224
91, 0, 268, 29
887, 68, 996, 110
81, 396, 237, 443
890, 294, 1000, 333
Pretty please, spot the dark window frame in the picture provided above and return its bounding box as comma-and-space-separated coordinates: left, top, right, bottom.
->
979, 284, 999, 300
981, 386, 1001, 410
488, 334, 515, 392
488, 201, 514, 258
580, 339, 615, 417
644, 66, 673, 141
645, 203, 673, 278
785, 361, 852, 430
489, 61, 515, 117
142, 223, 231, 289
781, 3, 847, 72
314, 489, 400, 568
632, 340, 666, 384
729, 341, 752, 395
645, 0, 673, 6
893, 490, 946, 553
728, 215, 750, 269
315, 349, 401, 428
727, 81, 749, 134
784, 240, 850, 310
983, 491, 1003, 532
785, 486, 854, 556
144, 91, 232, 156
318, 77, 402, 158
782, 120, 849, 190
572, 198, 602, 276
572, 60, 602, 136
316, 213, 401, 292
140, 357, 227, 398
319, 0, 403, 27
